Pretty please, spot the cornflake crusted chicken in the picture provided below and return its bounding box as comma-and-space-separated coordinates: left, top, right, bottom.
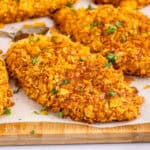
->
94, 0, 150, 9
53, 5, 150, 77
0, 0, 76, 24
6, 33, 143, 123
0, 57, 13, 115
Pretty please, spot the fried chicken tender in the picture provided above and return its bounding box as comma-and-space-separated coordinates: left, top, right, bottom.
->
53, 5, 150, 77
0, 0, 76, 24
6, 34, 143, 123
0, 57, 13, 115
94, 0, 150, 9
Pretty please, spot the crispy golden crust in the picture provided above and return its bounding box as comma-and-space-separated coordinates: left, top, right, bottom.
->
0, 0, 76, 24
6, 34, 143, 123
53, 5, 150, 77
0, 57, 13, 115
94, 0, 150, 9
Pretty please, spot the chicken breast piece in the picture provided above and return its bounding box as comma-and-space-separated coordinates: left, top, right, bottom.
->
6, 33, 143, 123
94, 0, 150, 9
0, 0, 76, 24
53, 5, 150, 76
0, 57, 13, 115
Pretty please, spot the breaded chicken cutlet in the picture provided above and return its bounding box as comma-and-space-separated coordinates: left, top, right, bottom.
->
53, 5, 150, 77
0, 57, 13, 115
6, 33, 143, 123
0, 0, 76, 24
94, 0, 150, 9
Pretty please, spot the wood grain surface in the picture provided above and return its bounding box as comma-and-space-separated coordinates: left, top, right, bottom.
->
0, 122, 150, 145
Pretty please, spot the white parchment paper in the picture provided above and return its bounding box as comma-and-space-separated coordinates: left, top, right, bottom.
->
0, 0, 150, 128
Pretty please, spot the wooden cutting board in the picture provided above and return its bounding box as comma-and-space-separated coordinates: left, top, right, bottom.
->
0, 122, 150, 145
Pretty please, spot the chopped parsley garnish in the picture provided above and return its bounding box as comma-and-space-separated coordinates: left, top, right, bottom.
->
104, 62, 113, 67
108, 90, 116, 97
33, 111, 39, 115
104, 53, 117, 67
57, 112, 63, 118
115, 21, 122, 27
51, 87, 58, 95
13, 87, 20, 94
32, 57, 38, 65
34, 37, 40, 42
120, 35, 127, 43
3, 108, 11, 115
66, 2, 73, 8
90, 22, 101, 29
79, 57, 84, 62
62, 79, 70, 85
106, 25, 117, 34
30, 130, 35, 135
40, 106, 48, 115
106, 53, 117, 64
87, 4, 93, 10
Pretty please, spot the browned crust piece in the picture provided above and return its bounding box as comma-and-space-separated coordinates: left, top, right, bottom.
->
0, 0, 76, 24
6, 34, 143, 123
94, 0, 150, 9
0, 57, 13, 115
53, 5, 150, 77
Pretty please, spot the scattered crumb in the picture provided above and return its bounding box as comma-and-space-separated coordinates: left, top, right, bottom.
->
144, 85, 150, 89
0, 23, 4, 28
124, 76, 134, 84
13, 87, 20, 94
40, 107, 48, 115
22, 22, 46, 28
40, 110, 48, 115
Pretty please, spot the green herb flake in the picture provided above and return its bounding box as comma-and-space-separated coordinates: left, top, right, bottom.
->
66, 2, 73, 8
32, 57, 38, 65
29, 36, 40, 43
57, 112, 63, 118
108, 90, 116, 97
103, 62, 113, 67
115, 21, 122, 28
30, 130, 35, 135
3, 108, 11, 115
90, 22, 101, 29
106, 53, 117, 64
120, 35, 127, 43
62, 79, 70, 85
79, 57, 84, 62
34, 37, 40, 42
87, 4, 93, 10
51, 87, 58, 95
106, 25, 117, 34
13, 87, 20, 94
33, 111, 39, 115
